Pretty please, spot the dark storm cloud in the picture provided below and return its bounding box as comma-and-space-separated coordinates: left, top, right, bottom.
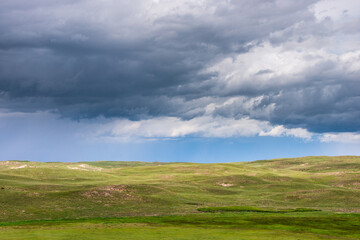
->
210, 50, 360, 133
1, 0, 359, 133
266, 73, 360, 133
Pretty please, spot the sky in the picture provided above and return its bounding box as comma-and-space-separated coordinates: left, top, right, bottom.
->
0, 0, 360, 162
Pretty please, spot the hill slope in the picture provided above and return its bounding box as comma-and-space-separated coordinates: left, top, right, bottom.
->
0, 156, 359, 222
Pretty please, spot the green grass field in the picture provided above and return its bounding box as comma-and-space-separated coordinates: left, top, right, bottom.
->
0, 156, 359, 239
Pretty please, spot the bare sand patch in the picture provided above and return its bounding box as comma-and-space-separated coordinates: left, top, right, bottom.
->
218, 183, 234, 187
67, 166, 88, 171
11, 165, 28, 169
78, 164, 103, 171
160, 175, 173, 180
82, 185, 139, 200
67, 164, 102, 171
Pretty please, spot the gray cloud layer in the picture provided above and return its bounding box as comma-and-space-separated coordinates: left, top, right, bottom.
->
1, 0, 359, 133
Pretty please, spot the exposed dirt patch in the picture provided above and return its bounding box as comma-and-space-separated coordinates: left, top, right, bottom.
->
1, 162, 36, 169
78, 164, 103, 171
321, 171, 344, 175
159, 175, 173, 180
333, 182, 360, 189
212, 175, 264, 186
194, 171, 212, 175
67, 164, 102, 171
333, 183, 345, 187
218, 183, 234, 187
246, 173, 257, 176
11, 165, 28, 169
82, 185, 139, 200
98, 185, 128, 192
26, 192, 40, 197
67, 166, 88, 171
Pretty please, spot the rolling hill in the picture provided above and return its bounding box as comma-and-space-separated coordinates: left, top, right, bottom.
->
0, 156, 359, 239
1, 156, 359, 221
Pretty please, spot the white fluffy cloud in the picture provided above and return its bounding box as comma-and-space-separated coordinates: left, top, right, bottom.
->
320, 132, 360, 143
207, 37, 360, 95
90, 115, 313, 142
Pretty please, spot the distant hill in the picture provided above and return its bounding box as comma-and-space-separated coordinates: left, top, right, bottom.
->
0, 156, 359, 222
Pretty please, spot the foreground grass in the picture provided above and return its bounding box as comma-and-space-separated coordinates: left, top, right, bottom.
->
1, 212, 359, 239
0, 226, 340, 240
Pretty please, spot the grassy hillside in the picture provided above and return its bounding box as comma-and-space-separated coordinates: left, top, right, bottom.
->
0, 156, 359, 222
1, 156, 360, 239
